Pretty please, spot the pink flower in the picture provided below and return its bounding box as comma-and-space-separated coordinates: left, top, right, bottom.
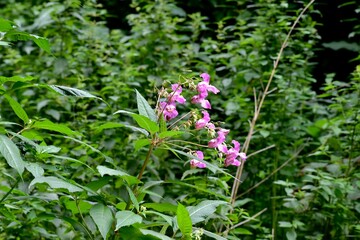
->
168, 84, 186, 104
190, 151, 206, 168
159, 101, 178, 121
223, 140, 246, 167
195, 111, 211, 129
191, 73, 219, 109
208, 128, 230, 149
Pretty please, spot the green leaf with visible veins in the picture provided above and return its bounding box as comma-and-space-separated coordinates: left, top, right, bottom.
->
0, 134, 25, 176
136, 89, 157, 122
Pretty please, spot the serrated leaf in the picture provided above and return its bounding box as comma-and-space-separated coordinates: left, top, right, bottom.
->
90, 204, 113, 240
136, 89, 157, 122
115, 211, 142, 230
158, 131, 183, 139
134, 139, 151, 151
187, 200, 228, 225
0, 75, 35, 84
176, 203, 192, 237
4, 94, 29, 124
29, 176, 83, 192
47, 85, 101, 99
32, 119, 78, 136
0, 134, 25, 175
4, 30, 51, 54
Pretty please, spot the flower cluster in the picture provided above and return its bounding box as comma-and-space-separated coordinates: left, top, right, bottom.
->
159, 84, 186, 121
158, 73, 247, 169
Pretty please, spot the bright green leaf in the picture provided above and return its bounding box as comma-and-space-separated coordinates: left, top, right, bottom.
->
131, 114, 159, 134
187, 200, 228, 225
176, 203, 192, 237
158, 131, 183, 139
29, 176, 83, 192
0, 75, 35, 85
126, 186, 139, 212
134, 139, 151, 151
32, 119, 78, 136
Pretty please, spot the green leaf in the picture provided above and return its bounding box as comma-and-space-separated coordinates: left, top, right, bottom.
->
200, 228, 228, 240
32, 119, 78, 136
176, 203, 192, 238
97, 165, 139, 186
0, 75, 35, 85
142, 203, 177, 213
5, 30, 51, 54
158, 131, 183, 139
90, 204, 114, 240
85, 176, 111, 192
140, 229, 173, 240
187, 200, 228, 225
115, 211, 142, 230
0, 18, 14, 32
95, 122, 124, 133
47, 85, 101, 99
29, 176, 83, 192
144, 210, 173, 226
131, 114, 159, 134
126, 186, 139, 212
134, 139, 151, 151
286, 228, 297, 240
25, 163, 44, 178
136, 89, 157, 122
4, 94, 29, 124
0, 134, 25, 175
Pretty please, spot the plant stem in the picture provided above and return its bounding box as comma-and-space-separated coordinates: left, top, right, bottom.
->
229, 0, 315, 206
0, 177, 20, 204
137, 142, 155, 181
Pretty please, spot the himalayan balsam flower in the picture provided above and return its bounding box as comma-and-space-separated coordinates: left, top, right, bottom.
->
195, 111, 210, 129
208, 128, 230, 150
159, 102, 178, 121
190, 151, 206, 168
223, 140, 247, 167
168, 84, 186, 104
191, 73, 219, 109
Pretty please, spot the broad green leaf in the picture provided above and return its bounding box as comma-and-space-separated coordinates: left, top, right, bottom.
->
32, 119, 78, 136
187, 200, 228, 225
131, 114, 159, 134
29, 176, 83, 192
158, 131, 183, 139
145, 210, 173, 226
64, 200, 92, 215
134, 139, 151, 151
126, 186, 139, 212
286, 228, 297, 240
4, 94, 29, 124
47, 85, 101, 99
25, 163, 44, 178
136, 89, 157, 122
176, 203, 192, 238
0, 18, 13, 32
85, 176, 111, 192
90, 204, 114, 240
140, 229, 173, 240
115, 211, 142, 230
0, 134, 25, 175
124, 125, 149, 136
0, 75, 35, 84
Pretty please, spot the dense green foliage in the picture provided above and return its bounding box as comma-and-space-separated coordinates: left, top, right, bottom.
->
0, 0, 359, 239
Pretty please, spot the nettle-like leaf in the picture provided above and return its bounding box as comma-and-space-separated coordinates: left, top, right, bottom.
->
136, 89, 157, 122
0, 134, 25, 176
187, 200, 228, 225
90, 204, 114, 240
29, 176, 83, 192
176, 203, 192, 238
115, 211, 142, 230
0, 18, 14, 32
4, 30, 51, 54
